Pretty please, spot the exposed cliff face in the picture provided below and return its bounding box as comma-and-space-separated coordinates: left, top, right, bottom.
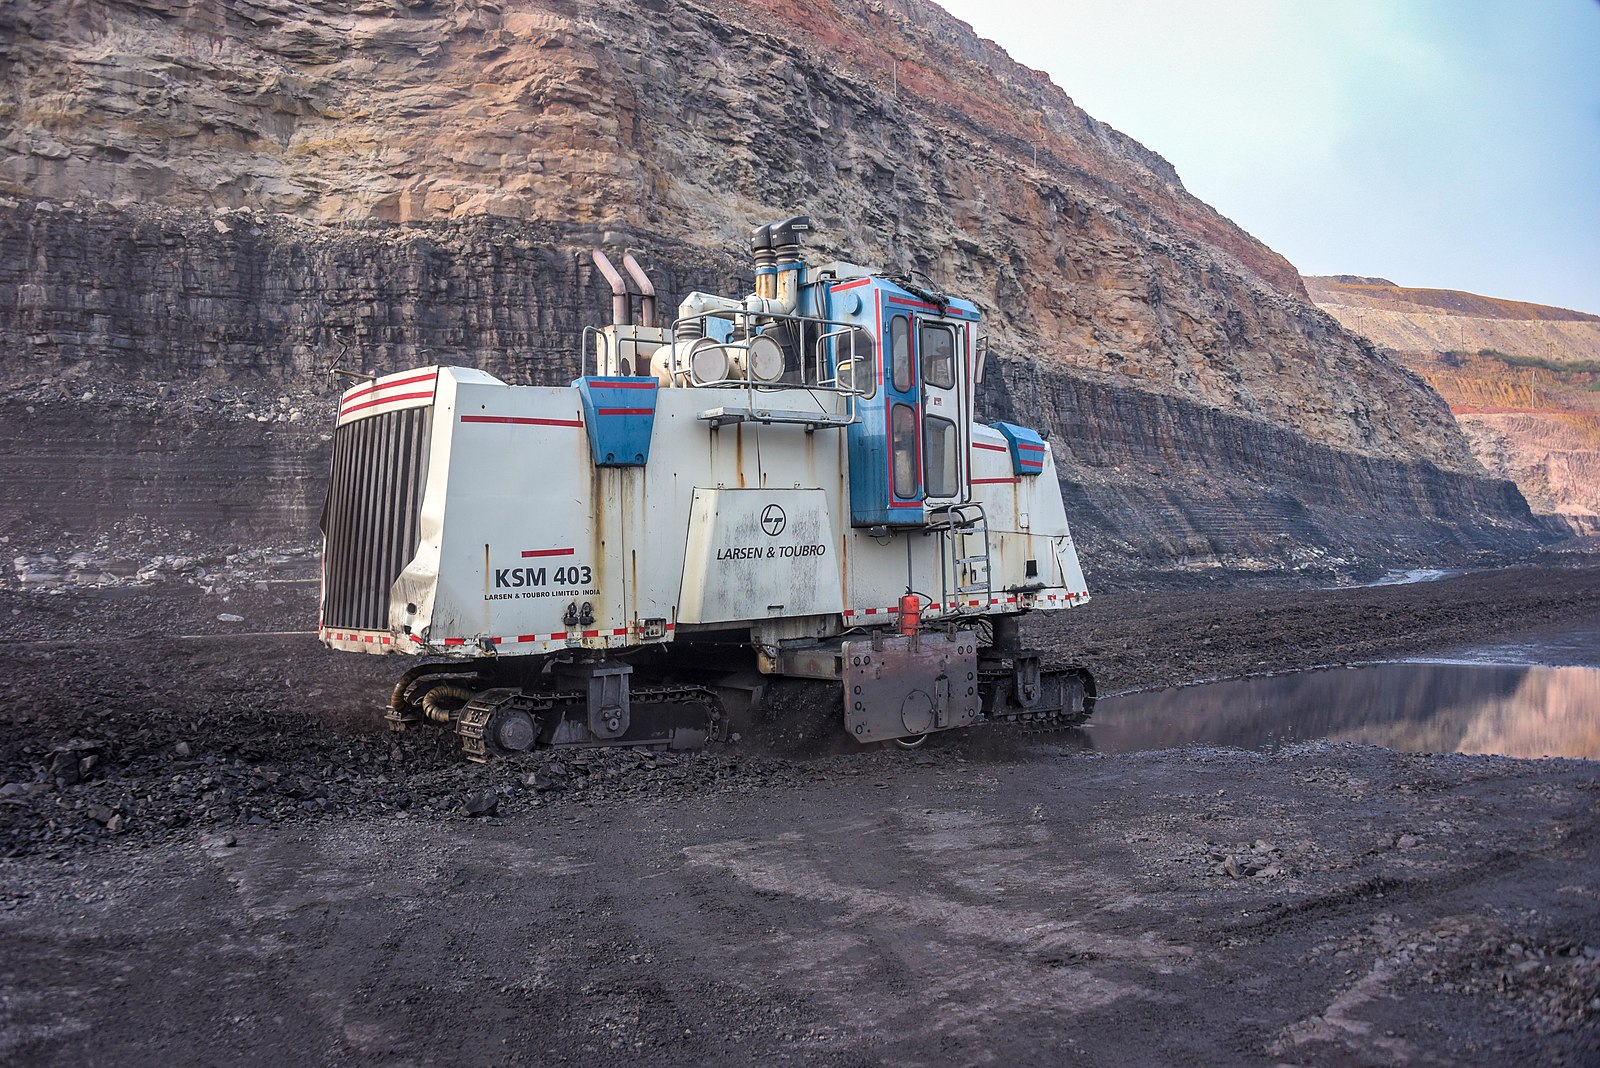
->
1308, 277, 1600, 535
0, 0, 1551, 583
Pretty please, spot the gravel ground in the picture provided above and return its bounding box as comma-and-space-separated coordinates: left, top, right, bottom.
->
1, 565, 1598, 1065
1030, 560, 1600, 694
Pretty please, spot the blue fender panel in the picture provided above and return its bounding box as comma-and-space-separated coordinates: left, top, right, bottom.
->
993, 421, 1047, 477
574, 377, 658, 466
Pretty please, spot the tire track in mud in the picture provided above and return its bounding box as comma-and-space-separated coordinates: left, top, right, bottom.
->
1209, 805, 1600, 944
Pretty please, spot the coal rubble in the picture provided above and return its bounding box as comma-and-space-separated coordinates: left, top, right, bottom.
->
0, 728, 816, 858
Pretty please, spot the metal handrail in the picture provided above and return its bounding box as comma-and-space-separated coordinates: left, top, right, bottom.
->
580, 325, 608, 380
667, 309, 868, 425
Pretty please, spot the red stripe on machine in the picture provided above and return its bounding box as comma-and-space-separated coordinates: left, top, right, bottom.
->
974, 441, 1008, 453
521, 548, 575, 558
581, 629, 601, 638
461, 415, 584, 427
340, 370, 438, 407
596, 407, 652, 416
442, 637, 466, 646
970, 477, 1019, 485
341, 390, 435, 417
594, 380, 657, 389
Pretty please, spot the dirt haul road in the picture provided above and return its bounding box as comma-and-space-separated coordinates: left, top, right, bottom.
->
1, 565, 1598, 1066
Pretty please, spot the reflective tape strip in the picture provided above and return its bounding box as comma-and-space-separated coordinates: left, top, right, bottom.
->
340, 370, 437, 408
340, 390, 435, 418
460, 415, 583, 427
320, 629, 395, 646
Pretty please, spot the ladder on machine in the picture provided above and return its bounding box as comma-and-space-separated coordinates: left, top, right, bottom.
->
930, 503, 992, 613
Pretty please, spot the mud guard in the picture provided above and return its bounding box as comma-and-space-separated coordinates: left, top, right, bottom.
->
841, 630, 980, 743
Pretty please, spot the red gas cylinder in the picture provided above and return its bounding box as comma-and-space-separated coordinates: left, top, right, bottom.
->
898, 592, 921, 635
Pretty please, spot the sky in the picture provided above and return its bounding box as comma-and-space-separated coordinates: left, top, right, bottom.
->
934, 0, 1600, 314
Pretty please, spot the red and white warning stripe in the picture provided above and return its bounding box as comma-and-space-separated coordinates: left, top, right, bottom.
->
319, 628, 398, 647
321, 623, 676, 653
338, 369, 439, 423
841, 591, 1087, 622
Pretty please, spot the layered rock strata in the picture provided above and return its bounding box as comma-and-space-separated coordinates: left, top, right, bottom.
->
1309, 277, 1600, 535
0, 0, 1552, 584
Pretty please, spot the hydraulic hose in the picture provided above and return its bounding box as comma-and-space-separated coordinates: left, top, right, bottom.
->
421, 683, 477, 725
390, 662, 477, 721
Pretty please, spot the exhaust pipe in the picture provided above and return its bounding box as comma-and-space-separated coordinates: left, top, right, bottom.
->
745, 215, 812, 316
752, 223, 775, 301
591, 249, 630, 326
621, 252, 657, 328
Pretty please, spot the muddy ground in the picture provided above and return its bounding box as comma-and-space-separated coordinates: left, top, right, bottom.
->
2, 565, 1599, 1065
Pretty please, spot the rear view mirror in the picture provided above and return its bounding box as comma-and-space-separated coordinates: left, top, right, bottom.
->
974, 335, 989, 384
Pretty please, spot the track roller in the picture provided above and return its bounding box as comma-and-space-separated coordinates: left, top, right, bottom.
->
456, 688, 544, 763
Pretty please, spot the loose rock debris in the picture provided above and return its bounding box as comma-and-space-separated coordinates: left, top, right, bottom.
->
1, 568, 1597, 1065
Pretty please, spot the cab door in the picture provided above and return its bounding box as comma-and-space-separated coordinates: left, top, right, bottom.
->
915, 316, 969, 505
849, 293, 972, 527
884, 309, 923, 509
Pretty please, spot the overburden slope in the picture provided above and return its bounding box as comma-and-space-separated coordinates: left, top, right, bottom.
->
0, 0, 1549, 582
1309, 276, 1600, 535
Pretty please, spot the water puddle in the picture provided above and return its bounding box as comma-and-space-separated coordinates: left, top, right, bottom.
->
1362, 567, 1458, 587
1087, 624, 1600, 760
1404, 619, 1600, 671
1328, 567, 1461, 590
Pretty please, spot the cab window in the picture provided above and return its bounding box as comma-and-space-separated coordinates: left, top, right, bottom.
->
833, 326, 876, 398
891, 403, 919, 499
920, 323, 956, 389
890, 315, 912, 394
923, 415, 958, 498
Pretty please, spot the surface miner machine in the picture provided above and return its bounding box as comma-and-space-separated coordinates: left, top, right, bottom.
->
318, 218, 1093, 759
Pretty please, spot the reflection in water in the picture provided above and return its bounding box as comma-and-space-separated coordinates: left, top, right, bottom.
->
1416, 620, 1600, 671
1089, 663, 1600, 760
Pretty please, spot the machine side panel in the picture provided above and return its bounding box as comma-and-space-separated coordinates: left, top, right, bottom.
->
833, 424, 1088, 622
423, 381, 612, 650
631, 390, 853, 631
966, 428, 1089, 611
678, 488, 844, 624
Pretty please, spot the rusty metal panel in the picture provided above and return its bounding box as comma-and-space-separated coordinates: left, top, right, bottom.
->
841, 630, 980, 742
678, 487, 844, 624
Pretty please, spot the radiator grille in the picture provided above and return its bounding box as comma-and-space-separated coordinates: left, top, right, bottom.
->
320, 407, 431, 632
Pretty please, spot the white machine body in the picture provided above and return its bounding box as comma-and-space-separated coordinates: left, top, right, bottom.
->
318, 225, 1091, 754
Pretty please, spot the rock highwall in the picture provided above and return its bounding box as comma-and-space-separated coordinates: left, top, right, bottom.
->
1303, 306, 1600, 368
986, 363, 1542, 573
1307, 276, 1600, 535
0, 0, 1557, 581
0, 200, 1548, 584
2, 0, 1488, 469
